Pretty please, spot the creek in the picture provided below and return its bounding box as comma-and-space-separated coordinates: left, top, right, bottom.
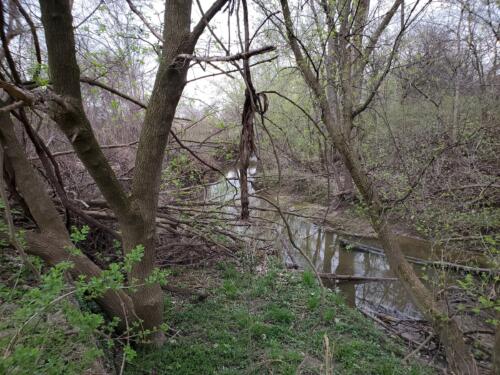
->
206, 166, 468, 321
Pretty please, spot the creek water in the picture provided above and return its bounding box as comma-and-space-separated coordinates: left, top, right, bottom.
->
206, 167, 447, 320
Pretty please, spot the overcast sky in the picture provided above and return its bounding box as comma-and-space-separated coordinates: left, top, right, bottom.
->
68, 0, 478, 111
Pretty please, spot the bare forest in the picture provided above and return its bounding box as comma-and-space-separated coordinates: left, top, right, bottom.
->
0, 0, 498, 374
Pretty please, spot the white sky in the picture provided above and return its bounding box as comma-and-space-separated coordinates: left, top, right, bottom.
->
69, 0, 495, 112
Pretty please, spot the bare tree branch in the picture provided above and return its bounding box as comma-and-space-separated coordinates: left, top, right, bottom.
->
190, 0, 230, 46
177, 45, 276, 63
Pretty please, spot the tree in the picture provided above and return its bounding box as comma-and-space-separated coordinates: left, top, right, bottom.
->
0, 0, 230, 346
276, 0, 479, 372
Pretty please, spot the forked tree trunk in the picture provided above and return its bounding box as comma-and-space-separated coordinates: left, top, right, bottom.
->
0, 108, 136, 327
279, 1, 478, 373
124, 0, 195, 344
38, 0, 229, 345
38, 0, 157, 338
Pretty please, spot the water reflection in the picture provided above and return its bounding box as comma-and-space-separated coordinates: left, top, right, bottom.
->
207, 168, 427, 319
280, 215, 424, 318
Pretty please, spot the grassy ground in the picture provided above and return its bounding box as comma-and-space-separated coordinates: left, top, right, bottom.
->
125, 261, 434, 375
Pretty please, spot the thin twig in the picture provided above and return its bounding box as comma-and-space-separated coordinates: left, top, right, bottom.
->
124, 0, 163, 42
403, 333, 434, 362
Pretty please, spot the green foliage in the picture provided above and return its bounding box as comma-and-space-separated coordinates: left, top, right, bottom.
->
124, 244, 145, 273
28, 63, 50, 85
456, 270, 499, 325
264, 304, 294, 324
301, 269, 315, 287
222, 279, 239, 299
0, 261, 104, 375
0, 225, 169, 374
124, 344, 137, 363
71, 224, 89, 240
161, 152, 201, 191
212, 143, 237, 162
307, 291, 321, 310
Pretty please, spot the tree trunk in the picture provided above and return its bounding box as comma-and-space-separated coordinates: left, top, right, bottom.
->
338, 154, 354, 194
38, 0, 228, 345
238, 0, 257, 221
494, 310, 500, 375
126, 1, 197, 344
0, 107, 136, 328
239, 88, 256, 220
337, 110, 478, 375
324, 11, 354, 199
451, 7, 464, 146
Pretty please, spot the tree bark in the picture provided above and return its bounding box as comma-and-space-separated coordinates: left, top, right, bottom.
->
127, 0, 195, 344
237, 0, 258, 220
494, 320, 500, 375
239, 88, 256, 220
451, 7, 464, 146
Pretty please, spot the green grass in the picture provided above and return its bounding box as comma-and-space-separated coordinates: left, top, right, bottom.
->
125, 263, 434, 375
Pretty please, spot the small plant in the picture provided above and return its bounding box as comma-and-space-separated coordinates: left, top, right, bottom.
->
161, 152, 201, 191
0, 225, 170, 374
302, 270, 316, 287
265, 304, 294, 324
308, 292, 321, 310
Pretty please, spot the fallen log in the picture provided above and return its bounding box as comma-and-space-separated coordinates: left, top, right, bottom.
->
318, 272, 398, 283
338, 238, 497, 275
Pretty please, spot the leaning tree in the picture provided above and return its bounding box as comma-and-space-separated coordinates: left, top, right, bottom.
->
265, 0, 480, 372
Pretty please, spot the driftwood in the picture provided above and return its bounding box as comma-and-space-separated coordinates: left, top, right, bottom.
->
338, 238, 497, 275
317, 272, 398, 283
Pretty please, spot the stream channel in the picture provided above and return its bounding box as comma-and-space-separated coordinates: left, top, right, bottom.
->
206, 166, 461, 321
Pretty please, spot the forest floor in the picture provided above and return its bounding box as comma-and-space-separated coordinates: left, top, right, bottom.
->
125, 260, 435, 375
0, 245, 437, 375
1, 154, 495, 374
